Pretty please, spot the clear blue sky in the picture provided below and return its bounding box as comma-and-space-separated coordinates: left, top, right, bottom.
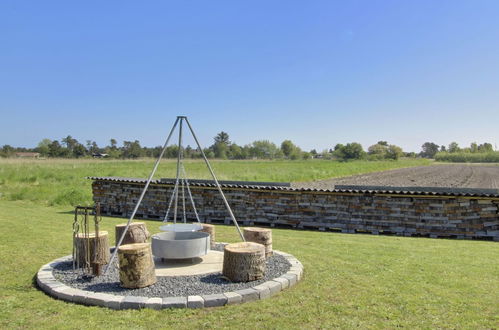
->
1, 1, 499, 152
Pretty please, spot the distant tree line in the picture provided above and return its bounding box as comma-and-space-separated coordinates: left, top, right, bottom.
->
0, 133, 309, 160
420, 141, 496, 158
431, 141, 499, 163
0, 133, 496, 162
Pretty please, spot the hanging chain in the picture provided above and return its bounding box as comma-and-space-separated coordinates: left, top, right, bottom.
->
163, 184, 178, 222
181, 178, 187, 223
182, 164, 201, 222
173, 118, 183, 224
179, 138, 187, 223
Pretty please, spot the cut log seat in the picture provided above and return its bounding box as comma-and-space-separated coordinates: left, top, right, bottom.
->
118, 243, 156, 288
115, 222, 150, 247
222, 242, 266, 282
243, 227, 273, 258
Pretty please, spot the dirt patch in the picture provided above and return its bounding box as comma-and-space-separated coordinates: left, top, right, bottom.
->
292, 164, 499, 190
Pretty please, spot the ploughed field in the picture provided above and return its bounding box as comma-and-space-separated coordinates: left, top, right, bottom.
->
293, 164, 499, 190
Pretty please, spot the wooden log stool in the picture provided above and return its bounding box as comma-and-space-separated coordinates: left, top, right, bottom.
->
118, 243, 157, 288
243, 227, 273, 258
74, 231, 110, 271
222, 242, 266, 282
199, 223, 216, 249
115, 222, 150, 247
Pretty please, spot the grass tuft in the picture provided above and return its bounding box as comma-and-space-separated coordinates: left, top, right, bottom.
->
51, 189, 89, 206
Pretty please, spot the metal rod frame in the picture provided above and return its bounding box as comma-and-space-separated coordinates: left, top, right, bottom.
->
84, 208, 90, 271
93, 203, 102, 276
105, 115, 245, 274
173, 119, 183, 224
72, 208, 80, 271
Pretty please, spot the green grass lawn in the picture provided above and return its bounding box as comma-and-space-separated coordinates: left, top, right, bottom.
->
0, 200, 498, 329
0, 158, 430, 207
1, 158, 497, 328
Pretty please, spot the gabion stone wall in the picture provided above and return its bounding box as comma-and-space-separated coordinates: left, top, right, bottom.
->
91, 178, 499, 241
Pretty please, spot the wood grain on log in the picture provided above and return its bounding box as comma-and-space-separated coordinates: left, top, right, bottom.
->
199, 223, 216, 249
243, 227, 273, 258
222, 242, 266, 282
74, 231, 110, 268
115, 222, 150, 247
118, 243, 156, 288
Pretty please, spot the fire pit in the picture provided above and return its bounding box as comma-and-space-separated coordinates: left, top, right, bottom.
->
36, 116, 304, 310
151, 231, 210, 259
108, 116, 245, 272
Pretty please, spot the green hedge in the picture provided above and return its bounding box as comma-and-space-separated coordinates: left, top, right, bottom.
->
435, 152, 499, 163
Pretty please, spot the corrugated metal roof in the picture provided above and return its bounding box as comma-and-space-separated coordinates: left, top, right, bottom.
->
87, 176, 499, 198
159, 178, 290, 187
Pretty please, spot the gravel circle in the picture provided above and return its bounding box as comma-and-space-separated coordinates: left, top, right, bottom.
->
53, 244, 290, 298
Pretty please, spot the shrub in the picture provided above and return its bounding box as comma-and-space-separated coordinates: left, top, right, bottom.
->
334, 143, 366, 161
51, 189, 89, 206
10, 189, 28, 201
435, 151, 499, 163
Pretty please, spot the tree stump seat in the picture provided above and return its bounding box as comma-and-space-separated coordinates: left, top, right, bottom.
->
74, 231, 110, 273
199, 223, 216, 249
243, 227, 273, 258
118, 243, 156, 288
115, 222, 150, 247
222, 242, 266, 282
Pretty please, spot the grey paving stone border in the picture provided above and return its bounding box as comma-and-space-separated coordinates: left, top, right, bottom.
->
36, 249, 303, 310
